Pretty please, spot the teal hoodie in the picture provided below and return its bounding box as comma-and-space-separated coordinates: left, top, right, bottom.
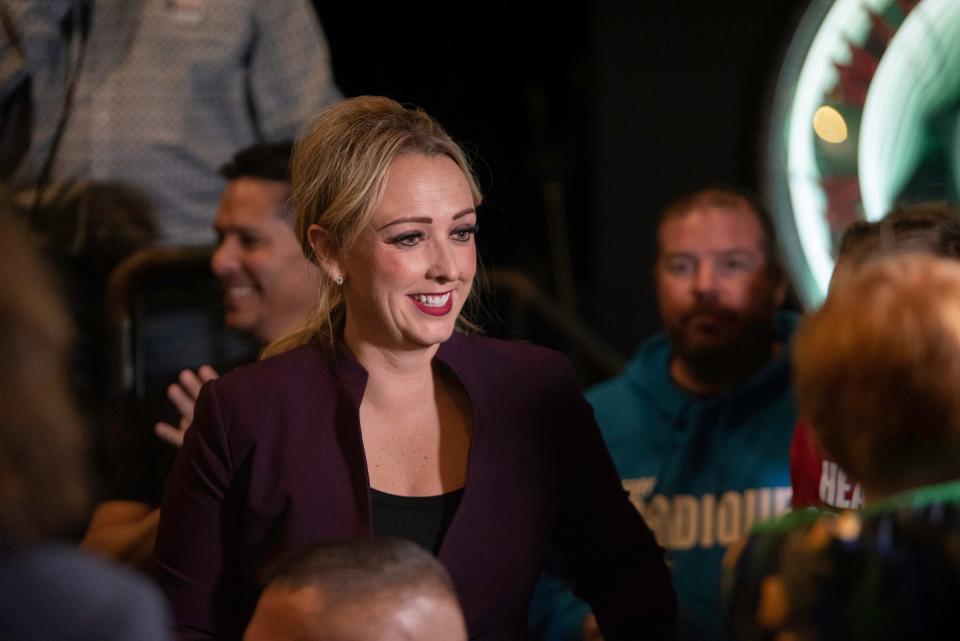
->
529, 312, 799, 641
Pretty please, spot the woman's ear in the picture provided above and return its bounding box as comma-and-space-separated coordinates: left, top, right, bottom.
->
307, 224, 345, 284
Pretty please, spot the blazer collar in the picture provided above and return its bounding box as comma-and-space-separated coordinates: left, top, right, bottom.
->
322, 331, 475, 406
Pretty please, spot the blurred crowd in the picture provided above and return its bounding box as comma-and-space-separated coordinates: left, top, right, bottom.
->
2, 2, 960, 641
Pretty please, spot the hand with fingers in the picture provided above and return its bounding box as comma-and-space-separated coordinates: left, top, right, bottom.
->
154, 365, 220, 448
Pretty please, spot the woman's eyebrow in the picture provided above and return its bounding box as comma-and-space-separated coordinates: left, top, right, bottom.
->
376, 208, 476, 231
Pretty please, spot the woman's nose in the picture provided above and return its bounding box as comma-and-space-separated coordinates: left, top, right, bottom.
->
425, 240, 461, 283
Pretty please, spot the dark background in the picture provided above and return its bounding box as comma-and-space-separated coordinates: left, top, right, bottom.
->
315, 0, 808, 357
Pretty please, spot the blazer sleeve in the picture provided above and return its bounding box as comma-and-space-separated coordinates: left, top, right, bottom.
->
549, 358, 677, 641
151, 380, 234, 640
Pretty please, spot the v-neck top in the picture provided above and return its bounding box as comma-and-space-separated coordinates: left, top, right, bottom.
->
370, 487, 465, 554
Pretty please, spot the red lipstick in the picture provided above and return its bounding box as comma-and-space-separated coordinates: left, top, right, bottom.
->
409, 292, 453, 316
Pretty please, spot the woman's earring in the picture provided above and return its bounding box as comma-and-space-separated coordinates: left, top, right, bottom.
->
335, 276, 344, 286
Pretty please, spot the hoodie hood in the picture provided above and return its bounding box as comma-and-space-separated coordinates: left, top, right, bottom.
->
624, 311, 801, 426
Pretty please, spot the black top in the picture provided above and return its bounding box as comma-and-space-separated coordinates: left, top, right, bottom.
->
370, 487, 465, 554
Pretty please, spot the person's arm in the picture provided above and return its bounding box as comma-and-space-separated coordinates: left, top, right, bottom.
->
549, 358, 677, 641
154, 365, 219, 448
80, 501, 160, 570
247, 0, 341, 140
81, 364, 220, 568
0, 2, 75, 183
151, 379, 234, 640
0, 1, 75, 99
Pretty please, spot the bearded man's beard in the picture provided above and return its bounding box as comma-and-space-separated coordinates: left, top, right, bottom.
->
666, 302, 776, 384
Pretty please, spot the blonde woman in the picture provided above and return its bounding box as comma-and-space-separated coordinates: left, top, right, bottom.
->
152, 96, 675, 641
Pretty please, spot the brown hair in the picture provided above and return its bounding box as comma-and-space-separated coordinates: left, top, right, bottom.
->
657, 187, 782, 278
837, 201, 960, 264
794, 253, 960, 496
0, 204, 89, 546
263, 96, 483, 357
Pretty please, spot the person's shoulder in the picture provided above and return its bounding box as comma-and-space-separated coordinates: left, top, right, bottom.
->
447, 333, 574, 380
201, 343, 344, 423
727, 509, 834, 638
584, 368, 659, 447
730, 508, 837, 604
0, 545, 169, 641
213, 342, 330, 395
585, 369, 632, 404
459, 332, 566, 360
586, 335, 668, 408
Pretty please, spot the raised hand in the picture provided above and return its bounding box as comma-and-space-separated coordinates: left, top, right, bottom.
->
154, 365, 219, 448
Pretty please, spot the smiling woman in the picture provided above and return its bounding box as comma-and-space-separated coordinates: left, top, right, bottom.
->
321, 154, 478, 354
262, 95, 485, 358
152, 96, 676, 641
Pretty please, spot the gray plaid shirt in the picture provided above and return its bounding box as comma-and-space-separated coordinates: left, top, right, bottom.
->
1, 0, 340, 246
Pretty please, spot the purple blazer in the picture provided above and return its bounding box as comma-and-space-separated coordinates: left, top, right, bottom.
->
152, 332, 675, 640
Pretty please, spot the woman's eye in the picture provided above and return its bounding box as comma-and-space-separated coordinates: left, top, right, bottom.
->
390, 232, 423, 247
451, 224, 479, 242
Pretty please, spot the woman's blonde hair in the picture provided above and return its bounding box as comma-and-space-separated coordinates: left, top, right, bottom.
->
263, 96, 482, 357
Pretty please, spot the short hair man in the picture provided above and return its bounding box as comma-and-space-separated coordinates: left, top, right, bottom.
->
531, 188, 797, 641
210, 142, 317, 345
244, 538, 467, 641
81, 142, 316, 566
790, 202, 960, 510
153, 141, 317, 447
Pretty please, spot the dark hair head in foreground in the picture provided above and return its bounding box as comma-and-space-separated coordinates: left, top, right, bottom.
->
832, 201, 960, 285
243, 537, 467, 641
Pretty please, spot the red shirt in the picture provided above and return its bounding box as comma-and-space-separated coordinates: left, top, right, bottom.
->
790, 417, 865, 510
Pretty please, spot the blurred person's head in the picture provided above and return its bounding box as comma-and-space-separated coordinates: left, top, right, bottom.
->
0, 200, 89, 546
212, 142, 317, 344
655, 188, 786, 394
830, 201, 960, 287
264, 95, 483, 357
795, 253, 960, 502
243, 538, 467, 641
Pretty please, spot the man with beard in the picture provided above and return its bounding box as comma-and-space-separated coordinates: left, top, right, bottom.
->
530, 188, 797, 641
